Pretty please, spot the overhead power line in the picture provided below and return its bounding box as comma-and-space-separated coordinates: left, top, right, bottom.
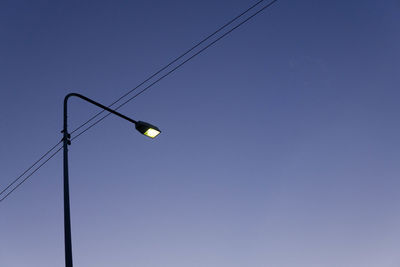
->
70, 0, 273, 135
0, 141, 62, 200
0, 0, 279, 203
0, 146, 63, 203
72, 0, 279, 139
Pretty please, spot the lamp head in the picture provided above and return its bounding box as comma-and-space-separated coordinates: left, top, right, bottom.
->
135, 121, 161, 138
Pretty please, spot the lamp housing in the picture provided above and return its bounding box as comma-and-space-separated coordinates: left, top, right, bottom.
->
135, 121, 161, 138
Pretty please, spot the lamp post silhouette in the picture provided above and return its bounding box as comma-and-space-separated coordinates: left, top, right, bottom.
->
62, 93, 161, 267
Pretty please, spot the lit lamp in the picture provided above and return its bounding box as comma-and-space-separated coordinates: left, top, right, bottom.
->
135, 121, 161, 138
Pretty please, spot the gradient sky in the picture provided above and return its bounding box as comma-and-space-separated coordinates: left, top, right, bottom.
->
1, 0, 400, 266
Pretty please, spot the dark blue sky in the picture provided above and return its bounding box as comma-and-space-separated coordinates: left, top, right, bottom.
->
1, 1, 400, 266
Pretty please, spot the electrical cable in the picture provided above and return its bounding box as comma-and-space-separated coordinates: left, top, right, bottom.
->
0, 0, 279, 203
0, 146, 63, 203
70, 0, 270, 135
0, 0, 275, 200
72, 0, 279, 140
0, 141, 62, 197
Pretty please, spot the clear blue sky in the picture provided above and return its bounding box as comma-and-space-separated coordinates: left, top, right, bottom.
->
1, 0, 399, 266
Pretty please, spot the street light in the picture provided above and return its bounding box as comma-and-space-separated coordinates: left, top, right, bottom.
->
62, 93, 161, 267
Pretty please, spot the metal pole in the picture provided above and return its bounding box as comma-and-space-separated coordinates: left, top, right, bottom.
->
63, 96, 73, 267
60, 92, 155, 267
61, 93, 138, 267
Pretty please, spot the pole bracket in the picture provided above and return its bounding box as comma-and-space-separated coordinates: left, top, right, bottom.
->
61, 130, 72, 145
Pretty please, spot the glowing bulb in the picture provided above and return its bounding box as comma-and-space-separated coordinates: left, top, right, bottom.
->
144, 128, 161, 138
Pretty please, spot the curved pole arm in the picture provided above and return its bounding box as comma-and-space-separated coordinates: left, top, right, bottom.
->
63, 93, 137, 134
